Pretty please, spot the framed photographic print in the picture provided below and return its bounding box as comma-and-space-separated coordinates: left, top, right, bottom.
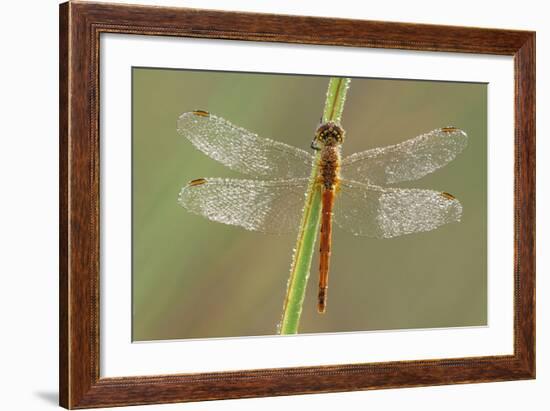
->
59, 1, 535, 409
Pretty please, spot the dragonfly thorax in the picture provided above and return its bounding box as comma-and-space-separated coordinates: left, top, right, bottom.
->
314, 122, 345, 148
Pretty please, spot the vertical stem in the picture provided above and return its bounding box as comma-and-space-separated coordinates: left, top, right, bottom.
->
323, 77, 352, 124
278, 77, 351, 335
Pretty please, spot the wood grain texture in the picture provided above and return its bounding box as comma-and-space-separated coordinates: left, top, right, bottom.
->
59, 2, 69, 407
59, 1, 536, 408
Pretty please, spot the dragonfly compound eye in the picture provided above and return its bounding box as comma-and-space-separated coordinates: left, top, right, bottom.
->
315, 122, 345, 146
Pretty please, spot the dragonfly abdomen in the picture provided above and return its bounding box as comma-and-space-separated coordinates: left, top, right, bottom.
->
318, 187, 335, 313
317, 146, 340, 313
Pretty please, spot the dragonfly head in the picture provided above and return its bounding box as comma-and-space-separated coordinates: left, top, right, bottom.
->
312, 122, 345, 149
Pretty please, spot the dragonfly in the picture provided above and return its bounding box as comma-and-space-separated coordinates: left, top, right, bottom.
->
177, 110, 468, 313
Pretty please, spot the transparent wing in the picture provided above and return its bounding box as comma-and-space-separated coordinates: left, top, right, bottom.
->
177, 111, 314, 179
334, 179, 463, 238
340, 127, 468, 185
178, 177, 310, 234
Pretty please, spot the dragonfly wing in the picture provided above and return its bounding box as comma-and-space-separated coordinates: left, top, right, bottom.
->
340, 127, 467, 185
334, 179, 463, 238
178, 177, 310, 234
178, 111, 314, 179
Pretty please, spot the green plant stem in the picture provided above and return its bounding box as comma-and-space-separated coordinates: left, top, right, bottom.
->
278, 77, 351, 335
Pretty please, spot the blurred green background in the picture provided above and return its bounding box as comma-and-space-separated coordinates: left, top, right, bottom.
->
132, 68, 487, 341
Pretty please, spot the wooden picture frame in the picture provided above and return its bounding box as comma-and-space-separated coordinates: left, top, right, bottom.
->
59, 1, 535, 408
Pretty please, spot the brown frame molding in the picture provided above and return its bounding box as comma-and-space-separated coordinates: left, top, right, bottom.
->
59, 1, 535, 408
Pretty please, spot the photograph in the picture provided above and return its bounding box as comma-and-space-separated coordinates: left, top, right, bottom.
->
52, 1, 537, 408
132, 69, 487, 341
1, 0, 544, 409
